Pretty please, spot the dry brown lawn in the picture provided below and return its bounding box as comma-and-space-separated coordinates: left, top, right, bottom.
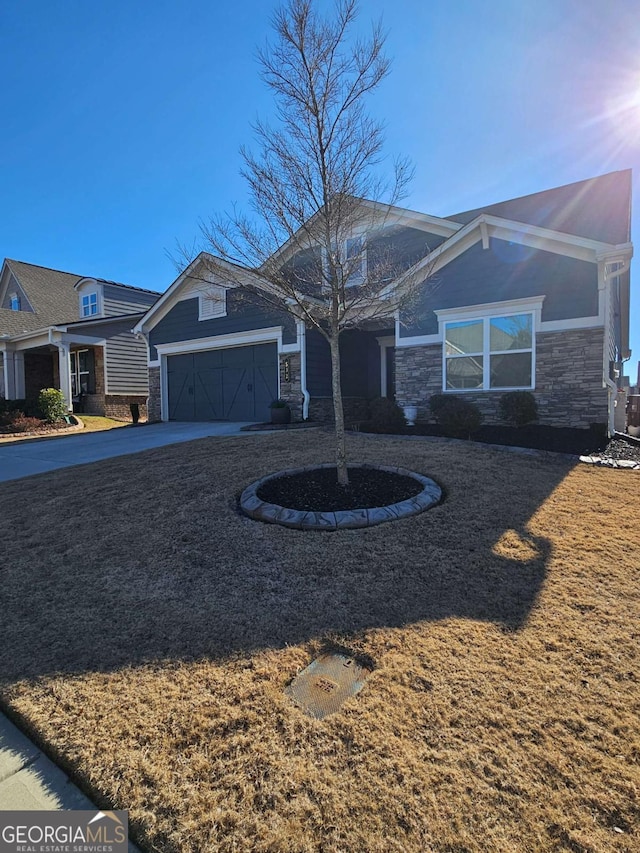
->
0, 431, 638, 853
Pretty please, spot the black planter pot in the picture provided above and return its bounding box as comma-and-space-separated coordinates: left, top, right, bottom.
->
270, 406, 291, 424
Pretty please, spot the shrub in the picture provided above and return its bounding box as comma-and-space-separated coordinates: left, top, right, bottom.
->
430, 395, 482, 437
368, 397, 406, 431
38, 388, 68, 423
0, 398, 27, 416
0, 410, 22, 427
428, 394, 449, 419
1, 414, 44, 433
499, 391, 538, 427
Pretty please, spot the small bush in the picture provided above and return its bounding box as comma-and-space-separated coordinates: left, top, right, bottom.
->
1, 414, 44, 433
499, 391, 538, 427
368, 397, 406, 431
430, 395, 482, 437
0, 410, 22, 427
38, 388, 68, 423
0, 398, 27, 416
428, 394, 449, 419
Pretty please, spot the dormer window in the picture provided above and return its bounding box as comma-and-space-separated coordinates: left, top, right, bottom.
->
322, 236, 367, 286
9, 293, 21, 311
345, 236, 366, 284
81, 292, 98, 318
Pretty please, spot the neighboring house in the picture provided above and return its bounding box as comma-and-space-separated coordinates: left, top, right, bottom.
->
134, 170, 633, 434
0, 260, 160, 418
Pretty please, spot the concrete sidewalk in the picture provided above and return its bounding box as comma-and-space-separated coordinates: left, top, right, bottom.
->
0, 420, 258, 483
0, 714, 95, 811
0, 714, 140, 849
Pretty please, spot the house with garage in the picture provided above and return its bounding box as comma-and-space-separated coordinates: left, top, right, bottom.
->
0, 260, 159, 418
135, 170, 633, 434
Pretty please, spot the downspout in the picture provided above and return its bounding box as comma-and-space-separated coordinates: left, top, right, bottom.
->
299, 320, 310, 421
600, 263, 622, 437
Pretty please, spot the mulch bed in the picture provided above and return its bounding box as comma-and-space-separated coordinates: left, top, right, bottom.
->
359, 422, 609, 455
257, 466, 422, 511
0, 421, 75, 437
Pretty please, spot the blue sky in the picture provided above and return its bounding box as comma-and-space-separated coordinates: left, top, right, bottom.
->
1, 0, 639, 379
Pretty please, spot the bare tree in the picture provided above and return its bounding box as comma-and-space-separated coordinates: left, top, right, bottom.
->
183, 0, 425, 485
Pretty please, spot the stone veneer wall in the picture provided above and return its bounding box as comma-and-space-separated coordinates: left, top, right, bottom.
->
104, 395, 148, 421
395, 327, 608, 429
147, 366, 161, 422
278, 352, 303, 421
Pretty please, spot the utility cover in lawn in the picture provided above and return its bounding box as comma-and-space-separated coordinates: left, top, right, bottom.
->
285, 653, 372, 719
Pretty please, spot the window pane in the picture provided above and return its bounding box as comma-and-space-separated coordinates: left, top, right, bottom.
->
446, 355, 483, 389
490, 352, 532, 388
78, 350, 89, 372
490, 314, 532, 351
445, 320, 483, 356
345, 237, 365, 281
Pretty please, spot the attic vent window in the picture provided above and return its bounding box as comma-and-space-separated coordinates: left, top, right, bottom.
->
81, 292, 98, 317
9, 293, 21, 311
199, 286, 227, 320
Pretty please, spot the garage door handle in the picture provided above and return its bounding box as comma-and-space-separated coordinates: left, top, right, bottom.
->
247, 383, 253, 391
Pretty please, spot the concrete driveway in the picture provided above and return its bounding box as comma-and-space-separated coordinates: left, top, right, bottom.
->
0, 421, 257, 484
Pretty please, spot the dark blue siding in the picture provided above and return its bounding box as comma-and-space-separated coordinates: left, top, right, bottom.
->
149, 290, 296, 359
305, 329, 332, 396
400, 239, 599, 337
368, 226, 446, 274
305, 328, 389, 397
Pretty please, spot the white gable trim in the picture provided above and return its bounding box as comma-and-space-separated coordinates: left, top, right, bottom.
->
266, 200, 463, 269
385, 214, 631, 300
134, 253, 278, 334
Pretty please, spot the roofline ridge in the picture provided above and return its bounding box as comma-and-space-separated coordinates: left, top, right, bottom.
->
448, 169, 632, 220
5, 258, 160, 295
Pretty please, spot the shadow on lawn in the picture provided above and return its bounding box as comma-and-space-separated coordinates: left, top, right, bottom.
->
0, 440, 572, 682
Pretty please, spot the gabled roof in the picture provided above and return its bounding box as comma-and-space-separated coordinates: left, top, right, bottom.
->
448, 170, 632, 245
0, 259, 161, 337
3, 260, 82, 328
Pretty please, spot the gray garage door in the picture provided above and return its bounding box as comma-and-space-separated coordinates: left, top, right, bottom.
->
167, 343, 278, 421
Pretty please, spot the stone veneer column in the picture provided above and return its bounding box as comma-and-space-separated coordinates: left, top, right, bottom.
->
147, 366, 162, 422
279, 352, 303, 420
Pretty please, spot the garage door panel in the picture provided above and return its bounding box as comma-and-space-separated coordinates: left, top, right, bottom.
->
254, 363, 278, 420
222, 366, 252, 420
194, 367, 224, 419
167, 343, 278, 422
167, 362, 194, 420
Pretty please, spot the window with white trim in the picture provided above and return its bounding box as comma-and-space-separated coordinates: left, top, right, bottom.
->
9, 293, 21, 311
322, 237, 367, 286
70, 349, 94, 396
444, 312, 534, 390
81, 292, 98, 317
345, 236, 366, 284
198, 286, 227, 320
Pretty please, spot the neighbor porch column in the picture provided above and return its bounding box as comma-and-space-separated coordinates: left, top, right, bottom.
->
13, 351, 25, 399
55, 342, 73, 411
1, 347, 17, 399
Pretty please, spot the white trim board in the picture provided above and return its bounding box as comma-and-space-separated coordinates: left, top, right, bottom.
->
153, 326, 297, 358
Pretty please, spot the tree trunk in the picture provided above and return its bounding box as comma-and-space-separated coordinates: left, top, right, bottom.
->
329, 334, 349, 486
